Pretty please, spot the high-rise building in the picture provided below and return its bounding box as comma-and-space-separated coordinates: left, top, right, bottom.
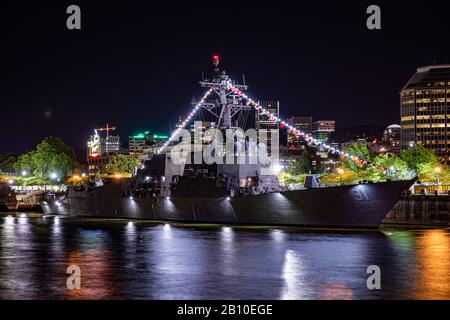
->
313, 120, 335, 143
87, 129, 120, 175
286, 116, 313, 147
256, 101, 279, 154
87, 131, 120, 158
400, 64, 450, 160
102, 135, 120, 154
383, 124, 401, 154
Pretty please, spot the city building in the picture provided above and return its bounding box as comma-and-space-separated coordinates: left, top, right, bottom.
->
313, 120, 335, 143
129, 131, 152, 155
400, 64, 450, 160
286, 116, 313, 148
87, 154, 114, 176
286, 116, 313, 134
383, 124, 401, 154
256, 101, 280, 154
87, 129, 120, 158
129, 131, 169, 159
340, 138, 369, 149
102, 135, 120, 154
87, 129, 118, 175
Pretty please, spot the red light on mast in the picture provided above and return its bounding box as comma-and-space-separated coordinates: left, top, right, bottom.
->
212, 55, 220, 71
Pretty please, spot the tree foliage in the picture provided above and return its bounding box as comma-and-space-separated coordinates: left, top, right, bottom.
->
280, 142, 449, 186
287, 151, 313, 175
373, 154, 412, 180
277, 172, 306, 186
0, 154, 18, 172
343, 143, 376, 162
320, 167, 360, 185
337, 143, 443, 183
401, 145, 438, 174
106, 154, 141, 175
14, 137, 79, 179
339, 143, 374, 180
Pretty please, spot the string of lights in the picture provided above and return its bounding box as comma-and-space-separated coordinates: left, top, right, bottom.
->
157, 88, 214, 154
157, 80, 381, 170
227, 84, 369, 166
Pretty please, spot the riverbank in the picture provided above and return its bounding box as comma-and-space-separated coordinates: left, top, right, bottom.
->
383, 196, 450, 227
1, 211, 448, 232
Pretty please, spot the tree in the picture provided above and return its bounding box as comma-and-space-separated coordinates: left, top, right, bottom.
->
400, 145, 438, 175
340, 143, 376, 177
287, 151, 313, 175
320, 167, 360, 185
106, 154, 141, 175
344, 143, 376, 161
277, 172, 293, 186
341, 143, 376, 172
0, 154, 18, 172
373, 154, 414, 180
14, 137, 79, 180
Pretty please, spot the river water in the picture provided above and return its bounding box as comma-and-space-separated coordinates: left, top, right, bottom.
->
0, 214, 449, 300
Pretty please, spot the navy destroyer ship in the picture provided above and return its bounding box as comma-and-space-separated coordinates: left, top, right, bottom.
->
41, 162, 412, 229
41, 57, 413, 229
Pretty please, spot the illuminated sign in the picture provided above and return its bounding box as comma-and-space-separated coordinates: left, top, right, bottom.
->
88, 129, 100, 158
129, 131, 168, 140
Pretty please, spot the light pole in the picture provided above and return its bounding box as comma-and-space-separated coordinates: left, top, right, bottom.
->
434, 166, 441, 189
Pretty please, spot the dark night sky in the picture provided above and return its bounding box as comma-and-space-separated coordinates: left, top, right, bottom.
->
4, 0, 450, 159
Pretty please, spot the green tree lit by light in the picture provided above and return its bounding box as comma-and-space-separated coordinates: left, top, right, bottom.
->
105, 154, 141, 176
13, 137, 79, 184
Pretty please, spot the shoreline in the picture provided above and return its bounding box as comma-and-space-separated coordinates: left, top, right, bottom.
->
1, 211, 448, 232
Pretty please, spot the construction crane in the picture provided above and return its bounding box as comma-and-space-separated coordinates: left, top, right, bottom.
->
95, 123, 116, 139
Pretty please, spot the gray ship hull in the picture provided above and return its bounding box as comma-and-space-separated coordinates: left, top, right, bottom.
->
42, 180, 414, 229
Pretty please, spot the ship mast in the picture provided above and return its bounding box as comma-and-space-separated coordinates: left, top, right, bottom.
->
195, 55, 251, 130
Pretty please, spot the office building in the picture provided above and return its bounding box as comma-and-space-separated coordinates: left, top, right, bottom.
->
383, 124, 401, 154
312, 120, 335, 143
256, 101, 280, 154
286, 116, 313, 148
400, 64, 450, 160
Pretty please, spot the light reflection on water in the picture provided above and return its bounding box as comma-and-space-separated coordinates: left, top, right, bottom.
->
0, 215, 449, 300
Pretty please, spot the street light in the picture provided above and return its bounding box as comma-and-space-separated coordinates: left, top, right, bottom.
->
21, 170, 27, 177
50, 172, 58, 180
434, 166, 441, 188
